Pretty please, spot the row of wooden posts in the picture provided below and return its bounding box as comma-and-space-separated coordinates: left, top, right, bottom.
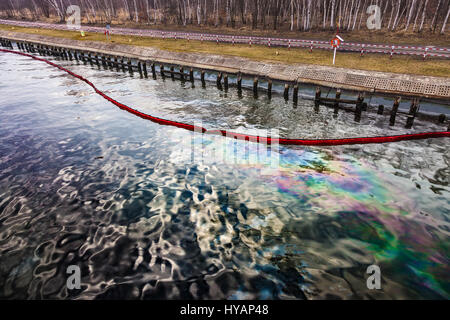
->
0, 38, 13, 49
3, 38, 449, 131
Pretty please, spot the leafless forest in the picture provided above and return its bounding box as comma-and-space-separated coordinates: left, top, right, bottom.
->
1, 0, 449, 34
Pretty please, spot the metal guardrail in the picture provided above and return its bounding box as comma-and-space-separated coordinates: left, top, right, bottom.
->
1, 19, 449, 59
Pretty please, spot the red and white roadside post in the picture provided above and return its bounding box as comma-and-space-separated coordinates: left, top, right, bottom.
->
331, 35, 344, 65
201, 34, 203, 42
310, 41, 313, 53
390, 45, 395, 59
249, 37, 252, 47
232, 36, 235, 46
268, 38, 271, 47
361, 44, 365, 57
216, 35, 219, 45
423, 47, 429, 61
105, 24, 111, 41
288, 39, 291, 50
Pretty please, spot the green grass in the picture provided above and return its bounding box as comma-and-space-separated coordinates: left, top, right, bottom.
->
1, 24, 449, 78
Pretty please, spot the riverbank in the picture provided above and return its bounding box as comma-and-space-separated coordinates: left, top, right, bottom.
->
1, 16, 449, 47
1, 24, 450, 78
1, 28, 449, 100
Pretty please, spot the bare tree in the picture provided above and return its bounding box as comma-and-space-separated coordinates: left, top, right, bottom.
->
441, 1, 450, 33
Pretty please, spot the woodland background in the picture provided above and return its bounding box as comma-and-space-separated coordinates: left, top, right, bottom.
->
0, 0, 449, 35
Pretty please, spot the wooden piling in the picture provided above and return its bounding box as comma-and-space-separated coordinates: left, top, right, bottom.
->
143, 62, 148, 77
284, 84, 289, 101
107, 56, 113, 68
180, 67, 185, 81
151, 63, 156, 78
113, 56, 119, 69
170, 66, 175, 79
216, 72, 223, 86
190, 68, 194, 82
293, 83, 299, 104
128, 60, 133, 73
314, 87, 321, 110
253, 77, 258, 97
334, 89, 341, 114
87, 53, 93, 65
224, 74, 229, 91
160, 65, 165, 77
377, 105, 384, 115
267, 79, 272, 99
237, 74, 242, 92
354, 94, 364, 122
438, 114, 446, 123
405, 99, 419, 129
201, 70, 206, 85
390, 97, 401, 126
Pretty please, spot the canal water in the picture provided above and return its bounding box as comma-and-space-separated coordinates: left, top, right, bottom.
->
0, 51, 448, 299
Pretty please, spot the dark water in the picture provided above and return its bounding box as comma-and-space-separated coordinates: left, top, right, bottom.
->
0, 52, 449, 300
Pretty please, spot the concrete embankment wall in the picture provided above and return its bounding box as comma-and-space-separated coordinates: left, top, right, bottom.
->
1, 30, 449, 100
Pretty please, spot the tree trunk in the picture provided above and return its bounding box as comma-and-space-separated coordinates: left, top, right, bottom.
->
441, 3, 450, 34
419, 0, 429, 32
431, 0, 442, 31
